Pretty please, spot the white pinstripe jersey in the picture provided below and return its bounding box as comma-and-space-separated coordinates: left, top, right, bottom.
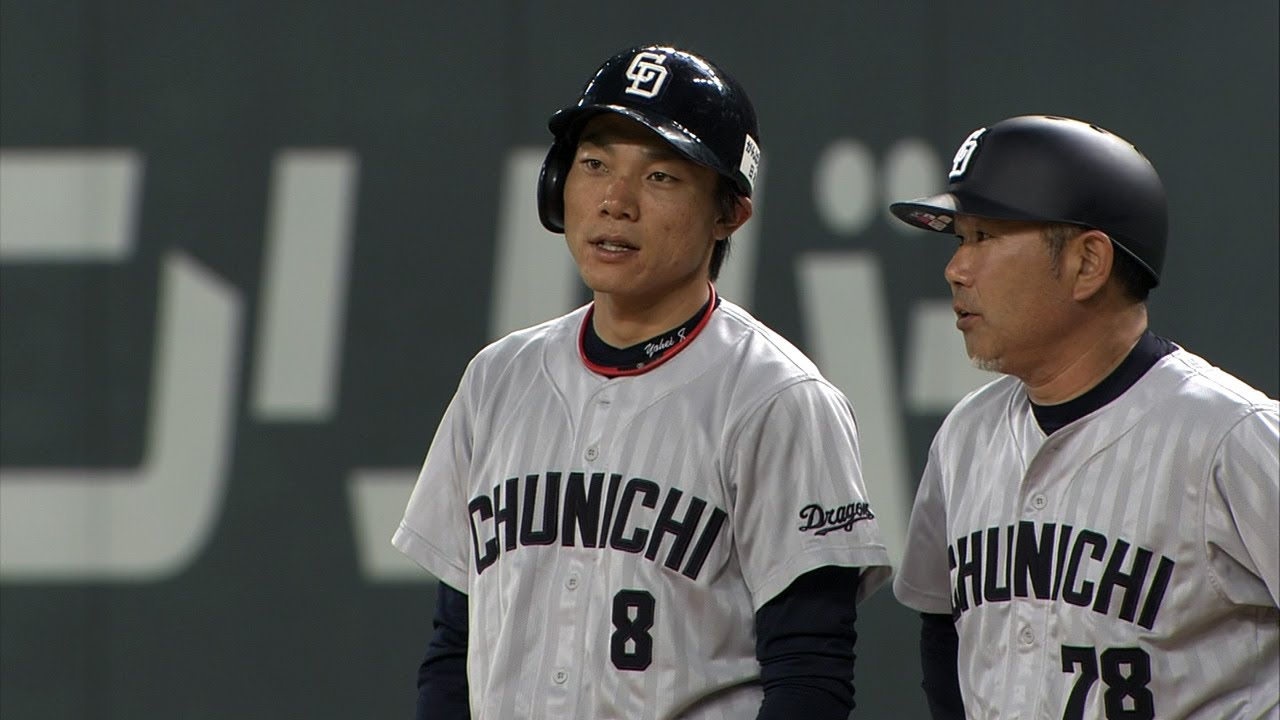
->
394, 299, 891, 720
894, 347, 1280, 719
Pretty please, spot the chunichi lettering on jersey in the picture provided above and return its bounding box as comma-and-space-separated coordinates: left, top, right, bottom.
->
466, 471, 728, 581
946, 521, 1175, 630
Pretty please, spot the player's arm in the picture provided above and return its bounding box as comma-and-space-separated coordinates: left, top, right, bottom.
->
754, 565, 862, 720
919, 612, 964, 720
416, 581, 470, 720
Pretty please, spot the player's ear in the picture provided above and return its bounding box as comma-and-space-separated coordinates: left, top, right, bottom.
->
714, 196, 752, 241
1071, 229, 1114, 301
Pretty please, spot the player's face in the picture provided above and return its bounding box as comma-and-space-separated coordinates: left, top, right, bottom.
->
946, 216, 1082, 376
562, 114, 745, 309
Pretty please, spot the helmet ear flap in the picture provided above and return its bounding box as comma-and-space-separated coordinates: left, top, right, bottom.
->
537, 140, 571, 233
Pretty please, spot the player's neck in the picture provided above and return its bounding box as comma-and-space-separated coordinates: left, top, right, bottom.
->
591, 280, 713, 348
1021, 306, 1149, 406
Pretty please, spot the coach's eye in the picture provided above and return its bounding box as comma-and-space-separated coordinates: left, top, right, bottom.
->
955, 230, 991, 246
649, 171, 675, 182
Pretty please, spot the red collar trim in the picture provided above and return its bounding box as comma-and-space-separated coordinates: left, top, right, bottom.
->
578, 284, 718, 378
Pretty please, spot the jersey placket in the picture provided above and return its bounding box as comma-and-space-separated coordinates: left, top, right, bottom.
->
1019, 427, 1073, 719
1011, 409, 1055, 718
548, 382, 620, 719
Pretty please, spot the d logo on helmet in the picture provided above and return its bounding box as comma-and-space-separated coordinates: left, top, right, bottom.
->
624, 51, 670, 98
949, 127, 987, 180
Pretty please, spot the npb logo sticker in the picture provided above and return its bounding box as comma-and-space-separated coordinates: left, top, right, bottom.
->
739, 134, 761, 191
948, 127, 986, 180
624, 52, 669, 99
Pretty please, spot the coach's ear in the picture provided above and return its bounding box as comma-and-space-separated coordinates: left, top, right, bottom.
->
1070, 229, 1114, 302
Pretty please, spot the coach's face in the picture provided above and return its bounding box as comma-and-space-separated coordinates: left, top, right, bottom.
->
946, 215, 1082, 377
562, 114, 747, 308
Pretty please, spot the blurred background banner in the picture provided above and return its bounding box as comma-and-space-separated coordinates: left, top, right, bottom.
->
1, 2, 1275, 717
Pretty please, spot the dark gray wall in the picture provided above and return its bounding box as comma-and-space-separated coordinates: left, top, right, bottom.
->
2, 2, 1276, 718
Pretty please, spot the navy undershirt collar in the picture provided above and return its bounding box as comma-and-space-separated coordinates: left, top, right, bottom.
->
1031, 331, 1177, 435
581, 292, 720, 376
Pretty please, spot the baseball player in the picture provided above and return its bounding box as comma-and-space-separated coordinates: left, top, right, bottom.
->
393, 45, 891, 720
890, 115, 1280, 719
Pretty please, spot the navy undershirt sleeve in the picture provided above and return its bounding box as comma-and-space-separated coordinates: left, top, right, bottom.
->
754, 565, 862, 720
420, 568, 866, 719
919, 612, 965, 719
416, 582, 470, 720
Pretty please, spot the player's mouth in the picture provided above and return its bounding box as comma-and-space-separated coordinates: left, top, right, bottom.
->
590, 236, 638, 258
955, 306, 979, 330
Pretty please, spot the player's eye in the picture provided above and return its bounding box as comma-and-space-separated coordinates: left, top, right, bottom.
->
579, 157, 605, 172
648, 170, 676, 182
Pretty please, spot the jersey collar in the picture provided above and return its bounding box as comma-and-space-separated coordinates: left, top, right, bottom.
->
578, 283, 719, 378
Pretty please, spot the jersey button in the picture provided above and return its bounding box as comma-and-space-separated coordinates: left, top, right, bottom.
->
565, 573, 579, 590
584, 446, 598, 461
1031, 494, 1047, 510
553, 668, 568, 684
1019, 626, 1035, 646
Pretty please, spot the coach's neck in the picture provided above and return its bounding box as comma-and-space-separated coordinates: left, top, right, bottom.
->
1021, 301, 1149, 406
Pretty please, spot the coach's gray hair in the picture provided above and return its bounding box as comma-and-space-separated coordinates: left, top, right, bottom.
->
1041, 223, 1152, 302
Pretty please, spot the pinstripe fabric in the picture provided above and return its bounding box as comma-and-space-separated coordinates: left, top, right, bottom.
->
894, 349, 1280, 719
395, 300, 891, 720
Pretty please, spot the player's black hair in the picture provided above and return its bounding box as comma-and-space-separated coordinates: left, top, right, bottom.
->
709, 176, 742, 282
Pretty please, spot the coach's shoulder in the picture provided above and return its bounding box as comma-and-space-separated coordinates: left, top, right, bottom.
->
920, 374, 1019, 448
946, 373, 1019, 420
1162, 347, 1278, 415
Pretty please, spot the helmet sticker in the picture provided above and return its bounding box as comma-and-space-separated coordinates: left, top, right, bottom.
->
949, 127, 987, 180
907, 209, 953, 231
623, 51, 670, 99
739, 134, 761, 191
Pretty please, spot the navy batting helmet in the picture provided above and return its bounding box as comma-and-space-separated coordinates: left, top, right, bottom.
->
889, 115, 1168, 286
537, 45, 761, 233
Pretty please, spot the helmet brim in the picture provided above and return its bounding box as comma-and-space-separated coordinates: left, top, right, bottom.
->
890, 192, 1162, 287
889, 192, 1052, 234
549, 104, 748, 195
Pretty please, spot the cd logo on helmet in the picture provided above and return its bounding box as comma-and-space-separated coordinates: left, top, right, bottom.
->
623, 51, 670, 99
949, 127, 987, 180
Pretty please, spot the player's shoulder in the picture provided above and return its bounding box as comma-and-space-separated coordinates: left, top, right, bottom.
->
463, 305, 588, 382
714, 300, 822, 375
707, 299, 861, 415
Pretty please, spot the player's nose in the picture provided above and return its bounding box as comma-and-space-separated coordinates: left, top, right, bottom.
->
599, 176, 639, 221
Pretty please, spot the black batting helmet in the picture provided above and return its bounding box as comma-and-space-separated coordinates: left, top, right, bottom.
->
889, 115, 1168, 286
537, 44, 761, 233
